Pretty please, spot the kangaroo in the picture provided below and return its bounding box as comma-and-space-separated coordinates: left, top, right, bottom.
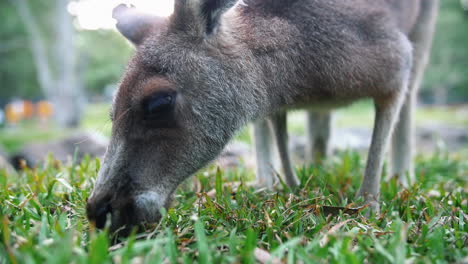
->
87, 0, 438, 233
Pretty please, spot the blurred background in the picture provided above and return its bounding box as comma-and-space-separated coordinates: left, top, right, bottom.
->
0, 0, 467, 170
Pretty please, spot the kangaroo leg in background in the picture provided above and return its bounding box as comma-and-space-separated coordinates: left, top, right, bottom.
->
305, 111, 332, 164
390, 89, 416, 186
269, 112, 300, 188
253, 119, 278, 188
357, 90, 407, 209
390, 0, 439, 185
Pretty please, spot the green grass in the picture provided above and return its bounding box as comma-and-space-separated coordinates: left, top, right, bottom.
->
0, 123, 68, 153
1, 151, 467, 263
81, 103, 113, 137
0, 104, 113, 153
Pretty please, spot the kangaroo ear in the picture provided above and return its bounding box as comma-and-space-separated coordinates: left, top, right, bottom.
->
112, 4, 167, 46
172, 0, 237, 36
200, 0, 238, 34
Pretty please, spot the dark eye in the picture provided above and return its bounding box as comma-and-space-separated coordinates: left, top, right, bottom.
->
145, 93, 174, 116
142, 91, 177, 127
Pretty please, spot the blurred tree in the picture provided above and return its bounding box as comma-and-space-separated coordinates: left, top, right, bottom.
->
0, 0, 132, 106
0, 2, 41, 104
0, 0, 467, 107
422, 0, 468, 104
462, 0, 468, 12
9, 0, 84, 128
76, 30, 132, 97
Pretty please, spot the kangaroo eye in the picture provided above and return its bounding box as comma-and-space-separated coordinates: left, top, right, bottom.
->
146, 94, 173, 115
142, 91, 177, 127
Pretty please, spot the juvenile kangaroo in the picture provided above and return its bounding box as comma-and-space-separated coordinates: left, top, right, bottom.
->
87, 0, 438, 233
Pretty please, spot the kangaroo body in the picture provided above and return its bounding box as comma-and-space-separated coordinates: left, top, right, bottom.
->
86, 0, 438, 234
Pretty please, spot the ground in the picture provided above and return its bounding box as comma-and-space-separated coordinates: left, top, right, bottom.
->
0, 103, 467, 263
0, 151, 467, 263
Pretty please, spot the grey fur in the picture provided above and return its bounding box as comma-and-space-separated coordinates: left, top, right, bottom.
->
269, 112, 299, 187
253, 118, 277, 187
87, 0, 438, 233
390, 0, 439, 185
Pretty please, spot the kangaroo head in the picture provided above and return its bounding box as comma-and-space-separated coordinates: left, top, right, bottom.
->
86, 0, 262, 234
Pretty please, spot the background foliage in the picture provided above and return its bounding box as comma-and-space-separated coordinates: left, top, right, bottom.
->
422, 0, 468, 104
0, 0, 132, 105
0, 0, 467, 105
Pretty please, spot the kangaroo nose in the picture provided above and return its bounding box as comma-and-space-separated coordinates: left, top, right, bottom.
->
87, 199, 112, 229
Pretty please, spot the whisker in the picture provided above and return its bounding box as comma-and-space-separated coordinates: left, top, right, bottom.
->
113, 107, 132, 127
71, 107, 131, 147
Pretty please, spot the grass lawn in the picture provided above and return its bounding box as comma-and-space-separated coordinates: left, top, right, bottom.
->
1, 102, 467, 263
0, 150, 467, 263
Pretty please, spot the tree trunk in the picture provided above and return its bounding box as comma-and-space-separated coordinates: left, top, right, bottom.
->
53, 0, 84, 128
11, 0, 84, 128
11, 0, 54, 98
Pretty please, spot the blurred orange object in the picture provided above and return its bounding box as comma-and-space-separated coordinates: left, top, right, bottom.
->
23, 100, 34, 119
36, 100, 54, 121
5, 101, 25, 124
